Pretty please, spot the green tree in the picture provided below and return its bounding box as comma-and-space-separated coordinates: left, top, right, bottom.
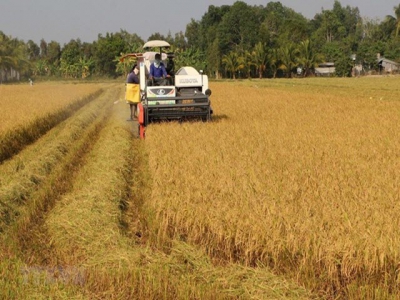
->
261, 2, 309, 48
0, 32, 31, 80
384, 39, 400, 61
185, 19, 201, 49
39, 39, 48, 58
297, 39, 322, 77
174, 31, 187, 50
164, 31, 175, 46
317, 10, 343, 43
200, 5, 230, 75
240, 49, 256, 78
26, 40, 40, 61
334, 54, 353, 77
357, 40, 385, 71
217, 1, 260, 54
278, 44, 299, 78
362, 17, 382, 40
119, 30, 143, 52
33, 59, 49, 76
76, 57, 94, 78
268, 48, 280, 78
174, 47, 206, 72
93, 31, 128, 76
0, 33, 16, 73
197, 4, 230, 52
384, 4, 400, 38
395, 4, 400, 37
148, 32, 166, 41
253, 42, 269, 78
206, 38, 222, 78
33, 40, 61, 75
59, 39, 82, 77
47, 41, 61, 65
322, 41, 348, 62
222, 51, 244, 79
61, 39, 81, 66
310, 1, 363, 56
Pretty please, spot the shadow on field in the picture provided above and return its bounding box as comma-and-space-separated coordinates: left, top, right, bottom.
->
212, 114, 229, 122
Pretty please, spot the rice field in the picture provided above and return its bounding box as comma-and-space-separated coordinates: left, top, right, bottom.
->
145, 77, 400, 298
0, 82, 102, 134
0, 77, 399, 299
0, 82, 104, 162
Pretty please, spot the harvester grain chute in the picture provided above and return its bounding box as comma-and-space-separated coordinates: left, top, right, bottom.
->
121, 40, 213, 139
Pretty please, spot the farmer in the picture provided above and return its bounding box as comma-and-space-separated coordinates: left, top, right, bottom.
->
126, 64, 140, 120
148, 53, 168, 86
127, 64, 139, 84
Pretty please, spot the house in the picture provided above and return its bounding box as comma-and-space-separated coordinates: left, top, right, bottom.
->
315, 62, 335, 77
378, 57, 399, 73
0, 67, 20, 82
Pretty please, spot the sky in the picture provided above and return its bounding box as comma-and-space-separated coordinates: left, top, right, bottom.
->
1, 0, 399, 46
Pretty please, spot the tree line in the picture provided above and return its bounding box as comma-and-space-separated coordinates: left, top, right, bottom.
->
1, 0, 399, 81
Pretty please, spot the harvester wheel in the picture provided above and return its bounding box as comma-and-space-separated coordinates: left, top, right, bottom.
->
202, 108, 212, 122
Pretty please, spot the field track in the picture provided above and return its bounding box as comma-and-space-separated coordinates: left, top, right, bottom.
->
1, 77, 399, 299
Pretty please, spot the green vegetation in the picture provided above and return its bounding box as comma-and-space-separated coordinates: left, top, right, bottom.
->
1, 1, 400, 81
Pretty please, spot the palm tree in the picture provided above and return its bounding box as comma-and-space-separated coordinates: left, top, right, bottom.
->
253, 42, 269, 79
241, 50, 257, 78
278, 44, 299, 78
269, 48, 280, 78
222, 51, 244, 79
0, 33, 30, 81
297, 40, 323, 77
396, 4, 400, 37
0, 35, 16, 74
384, 4, 400, 37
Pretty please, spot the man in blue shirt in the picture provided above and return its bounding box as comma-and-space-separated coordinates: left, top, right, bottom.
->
149, 53, 168, 86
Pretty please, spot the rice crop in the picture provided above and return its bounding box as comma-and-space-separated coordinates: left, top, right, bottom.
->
0, 82, 103, 162
0, 86, 312, 299
143, 77, 400, 298
0, 82, 101, 134
1, 77, 399, 299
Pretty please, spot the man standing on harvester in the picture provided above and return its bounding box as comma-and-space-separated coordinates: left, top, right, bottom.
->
148, 53, 168, 86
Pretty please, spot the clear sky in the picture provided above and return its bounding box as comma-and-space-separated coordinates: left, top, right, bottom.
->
1, 0, 399, 45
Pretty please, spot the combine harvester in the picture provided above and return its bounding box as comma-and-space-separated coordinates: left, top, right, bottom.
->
121, 40, 213, 138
